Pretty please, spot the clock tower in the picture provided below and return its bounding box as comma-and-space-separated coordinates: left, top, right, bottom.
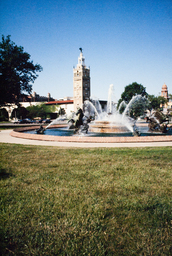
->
73, 49, 90, 111
161, 83, 168, 99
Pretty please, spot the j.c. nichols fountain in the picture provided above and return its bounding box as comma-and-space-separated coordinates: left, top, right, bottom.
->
11, 84, 172, 143
34, 84, 171, 138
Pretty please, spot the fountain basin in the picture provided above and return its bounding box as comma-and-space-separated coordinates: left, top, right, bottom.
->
89, 121, 130, 133
10, 124, 172, 143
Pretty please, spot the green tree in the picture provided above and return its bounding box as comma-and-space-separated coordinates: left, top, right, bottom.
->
148, 95, 167, 110
123, 96, 148, 119
58, 107, 66, 116
26, 104, 56, 119
117, 82, 148, 108
0, 35, 42, 106
168, 94, 172, 100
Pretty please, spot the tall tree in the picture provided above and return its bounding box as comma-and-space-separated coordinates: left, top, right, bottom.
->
0, 35, 42, 106
117, 82, 148, 108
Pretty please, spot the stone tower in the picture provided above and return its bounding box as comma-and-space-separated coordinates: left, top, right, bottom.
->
161, 83, 168, 99
73, 49, 90, 111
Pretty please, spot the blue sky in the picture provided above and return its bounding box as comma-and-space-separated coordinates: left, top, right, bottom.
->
1, 0, 172, 101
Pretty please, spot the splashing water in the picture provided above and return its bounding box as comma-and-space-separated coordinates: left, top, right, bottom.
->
107, 84, 115, 114
122, 95, 148, 118
83, 100, 100, 119
118, 101, 127, 114
90, 97, 102, 115
45, 115, 68, 129
45, 84, 149, 135
87, 87, 148, 133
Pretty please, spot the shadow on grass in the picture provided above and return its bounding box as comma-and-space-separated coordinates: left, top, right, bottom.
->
0, 167, 13, 180
0, 229, 17, 256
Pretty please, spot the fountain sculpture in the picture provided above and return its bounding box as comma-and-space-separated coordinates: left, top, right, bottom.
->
67, 84, 149, 136
82, 85, 149, 136
145, 110, 170, 133
34, 84, 171, 137
36, 125, 45, 134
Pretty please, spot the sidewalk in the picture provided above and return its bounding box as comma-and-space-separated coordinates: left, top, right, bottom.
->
0, 129, 172, 148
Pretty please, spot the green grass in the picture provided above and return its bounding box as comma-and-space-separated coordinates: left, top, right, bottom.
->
0, 144, 172, 255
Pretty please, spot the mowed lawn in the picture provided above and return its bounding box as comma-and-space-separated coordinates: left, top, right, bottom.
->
0, 143, 172, 255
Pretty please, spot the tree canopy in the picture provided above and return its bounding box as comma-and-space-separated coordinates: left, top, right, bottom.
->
147, 95, 168, 110
26, 104, 56, 119
117, 82, 148, 108
0, 35, 42, 106
168, 94, 172, 100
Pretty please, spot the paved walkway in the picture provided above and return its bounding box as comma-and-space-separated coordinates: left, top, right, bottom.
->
0, 129, 172, 148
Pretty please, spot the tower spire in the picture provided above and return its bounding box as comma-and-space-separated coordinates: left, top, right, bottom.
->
73, 50, 91, 111
77, 48, 85, 67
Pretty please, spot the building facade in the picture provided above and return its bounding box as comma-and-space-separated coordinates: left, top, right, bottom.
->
161, 83, 168, 99
73, 49, 90, 111
45, 98, 74, 117
160, 83, 172, 112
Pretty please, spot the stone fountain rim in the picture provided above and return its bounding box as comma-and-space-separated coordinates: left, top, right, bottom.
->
10, 125, 172, 143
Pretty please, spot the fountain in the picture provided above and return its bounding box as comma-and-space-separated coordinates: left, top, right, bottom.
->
87, 84, 139, 135
107, 84, 115, 114
11, 82, 172, 145
24, 84, 171, 139
53, 84, 138, 136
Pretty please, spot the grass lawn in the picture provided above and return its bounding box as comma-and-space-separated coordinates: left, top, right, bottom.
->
0, 143, 172, 255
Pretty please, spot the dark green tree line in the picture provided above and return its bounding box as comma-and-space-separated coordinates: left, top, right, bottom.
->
26, 104, 57, 119
147, 95, 167, 110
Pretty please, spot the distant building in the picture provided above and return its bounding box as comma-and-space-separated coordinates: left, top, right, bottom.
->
19, 92, 54, 103
27, 92, 55, 102
18, 92, 55, 108
160, 83, 172, 112
73, 49, 91, 111
161, 83, 168, 99
1, 91, 56, 120
45, 97, 74, 116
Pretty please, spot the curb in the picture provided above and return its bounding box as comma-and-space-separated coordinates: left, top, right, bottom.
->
10, 126, 172, 144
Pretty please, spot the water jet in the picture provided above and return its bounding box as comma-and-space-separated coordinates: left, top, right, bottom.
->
19, 84, 172, 140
